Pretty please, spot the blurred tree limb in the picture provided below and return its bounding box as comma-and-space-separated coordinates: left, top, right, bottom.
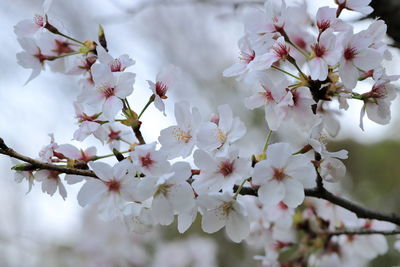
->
371, 0, 400, 48
2, 137, 400, 229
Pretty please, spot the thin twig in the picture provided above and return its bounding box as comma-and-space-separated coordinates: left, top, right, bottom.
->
317, 229, 400, 236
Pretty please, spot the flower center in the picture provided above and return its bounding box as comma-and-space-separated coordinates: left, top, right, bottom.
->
313, 44, 326, 58
273, 168, 287, 181
317, 20, 331, 32
102, 86, 115, 98
218, 160, 235, 177
220, 201, 233, 216
155, 81, 168, 99
108, 128, 121, 141
273, 42, 290, 60
110, 59, 122, 72
173, 128, 192, 143
155, 183, 173, 196
278, 201, 288, 210
344, 47, 357, 61
34, 14, 44, 27
240, 50, 256, 64
140, 153, 154, 168
52, 40, 74, 56
216, 128, 227, 145
106, 179, 121, 193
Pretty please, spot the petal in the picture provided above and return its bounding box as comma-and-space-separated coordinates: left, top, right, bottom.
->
116, 72, 135, 98
89, 161, 113, 181
225, 207, 250, 243
91, 63, 115, 87
152, 194, 175, 225
258, 180, 285, 207
102, 96, 123, 120
77, 178, 107, 206
201, 208, 227, 233
218, 104, 233, 133
282, 178, 305, 208
266, 143, 292, 168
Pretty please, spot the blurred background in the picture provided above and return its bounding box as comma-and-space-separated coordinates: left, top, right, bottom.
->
0, 0, 400, 266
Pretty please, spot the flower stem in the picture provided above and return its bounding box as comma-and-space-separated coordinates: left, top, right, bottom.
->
138, 95, 155, 119
55, 31, 85, 45
93, 150, 130, 160
271, 66, 301, 80
233, 178, 249, 199
262, 130, 273, 154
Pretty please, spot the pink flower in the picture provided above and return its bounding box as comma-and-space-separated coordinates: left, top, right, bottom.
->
84, 64, 135, 120
16, 37, 47, 84
148, 64, 181, 114
335, 0, 373, 15
338, 31, 382, 89
35, 170, 67, 200
252, 143, 316, 208
245, 73, 293, 131
96, 46, 135, 72
130, 142, 170, 176
308, 29, 341, 81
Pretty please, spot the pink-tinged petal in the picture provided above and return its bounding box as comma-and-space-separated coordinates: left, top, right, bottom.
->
366, 101, 391, 125
201, 208, 227, 233
353, 48, 382, 71
193, 149, 217, 170
282, 178, 304, 208
252, 160, 273, 185
223, 62, 247, 77
85, 146, 97, 157
170, 162, 192, 184
196, 122, 220, 151
91, 63, 115, 87
41, 178, 58, 196
245, 93, 265, 110
18, 37, 39, 54
265, 103, 284, 131
116, 72, 135, 98
339, 60, 359, 89
14, 19, 41, 37
152, 194, 174, 225
98, 194, 120, 221
309, 57, 328, 81
89, 161, 113, 181
177, 208, 197, 233
226, 208, 250, 243
258, 180, 285, 206
112, 160, 130, 180
218, 104, 233, 133
153, 96, 165, 114
58, 182, 67, 200
77, 178, 107, 206
285, 154, 316, 188
65, 174, 85, 184
96, 45, 113, 65
174, 101, 191, 126
169, 183, 195, 213
24, 67, 42, 85
157, 64, 181, 88
266, 143, 292, 168
55, 144, 80, 159
229, 118, 246, 143
102, 95, 122, 120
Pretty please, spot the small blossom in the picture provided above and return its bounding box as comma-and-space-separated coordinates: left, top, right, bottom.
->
252, 143, 316, 208
159, 101, 202, 159
197, 104, 246, 156
319, 157, 346, 182
130, 142, 170, 176
96, 46, 135, 72
198, 192, 250, 243
335, 0, 373, 15
192, 149, 251, 194
35, 170, 67, 200
148, 64, 181, 114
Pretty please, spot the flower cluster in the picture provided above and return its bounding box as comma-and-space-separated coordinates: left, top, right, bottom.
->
10, 0, 400, 266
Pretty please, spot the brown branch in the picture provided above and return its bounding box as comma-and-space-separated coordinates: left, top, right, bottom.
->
316, 229, 400, 236
2, 137, 400, 228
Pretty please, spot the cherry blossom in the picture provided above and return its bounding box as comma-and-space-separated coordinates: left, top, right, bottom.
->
77, 160, 140, 220
83, 64, 135, 120
35, 170, 67, 200
148, 64, 181, 114
252, 143, 316, 208
159, 101, 201, 159
338, 30, 382, 89
198, 192, 250, 243
137, 162, 195, 228
359, 73, 399, 130
245, 72, 293, 131
14, 15, 47, 37
130, 142, 170, 176
197, 104, 246, 156
315, 6, 350, 33
192, 149, 251, 194
96, 46, 135, 72
16, 37, 47, 84
319, 157, 346, 182
308, 29, 341, 81
335, 0, 373, 15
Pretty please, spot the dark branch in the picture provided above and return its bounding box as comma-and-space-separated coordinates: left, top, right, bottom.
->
2, 137, 400, 228
317, 229, 400, 236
